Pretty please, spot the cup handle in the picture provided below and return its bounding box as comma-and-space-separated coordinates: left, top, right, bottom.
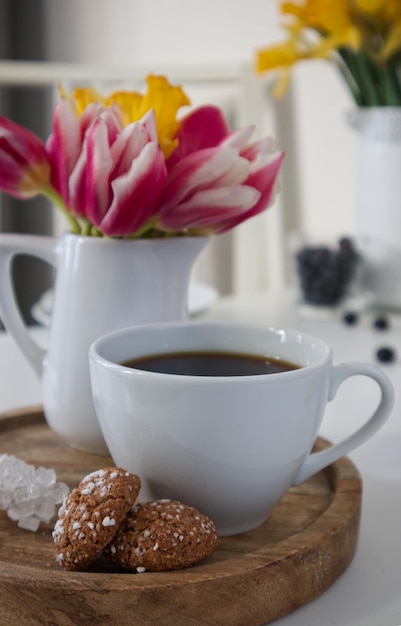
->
294, 362, 394, 485
0, 234, 57, 378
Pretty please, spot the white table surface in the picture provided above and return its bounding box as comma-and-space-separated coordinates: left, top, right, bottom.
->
1, 290, 401, 626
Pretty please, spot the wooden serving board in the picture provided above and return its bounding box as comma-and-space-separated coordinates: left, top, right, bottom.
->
0, 407, 362, 626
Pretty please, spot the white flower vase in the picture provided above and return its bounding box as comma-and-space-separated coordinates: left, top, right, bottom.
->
0, 233, 207, 454
350, 107, 401, 309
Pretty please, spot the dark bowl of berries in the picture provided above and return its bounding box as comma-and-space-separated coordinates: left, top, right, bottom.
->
296, 237, 359, 306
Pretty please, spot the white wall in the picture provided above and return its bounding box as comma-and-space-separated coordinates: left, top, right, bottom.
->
293, 61, 357, 240
44, 0, 280, 65
43, 0, 358, 291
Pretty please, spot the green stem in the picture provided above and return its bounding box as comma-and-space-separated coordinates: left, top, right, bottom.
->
337, 48, 364, 106
381, 58, 401, 105
128, 218, 159, 239
41, 186, 81, 234
352, 50, 382, 106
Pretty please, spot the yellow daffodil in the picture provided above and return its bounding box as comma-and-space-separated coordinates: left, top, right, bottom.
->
283, 0, 360, 46
256, 0, 401, 106
62, 75, 190, 159
257, 0, 361, 74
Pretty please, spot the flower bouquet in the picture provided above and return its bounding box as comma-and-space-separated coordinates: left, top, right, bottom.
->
256, 0, 401, 106
0, 74, 284, 238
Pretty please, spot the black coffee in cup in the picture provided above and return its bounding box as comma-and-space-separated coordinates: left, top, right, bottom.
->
122, 351, 300, 377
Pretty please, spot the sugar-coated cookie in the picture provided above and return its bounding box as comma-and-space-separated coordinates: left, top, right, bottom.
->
53, 467, 141, 571
104, 499, 219, 572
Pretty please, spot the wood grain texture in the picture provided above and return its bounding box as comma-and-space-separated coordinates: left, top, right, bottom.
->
0, 407, 362, 626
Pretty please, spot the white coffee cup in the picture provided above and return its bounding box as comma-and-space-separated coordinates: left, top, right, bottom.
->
89, 321, 394, 536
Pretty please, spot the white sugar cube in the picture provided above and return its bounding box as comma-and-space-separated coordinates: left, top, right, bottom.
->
17, 514, 41, 532
0, 454, 69, 531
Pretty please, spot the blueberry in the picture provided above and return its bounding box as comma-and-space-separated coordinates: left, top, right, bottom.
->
343, 311, 358, 325
376, 347, 396, 363
373, 316, 389, 331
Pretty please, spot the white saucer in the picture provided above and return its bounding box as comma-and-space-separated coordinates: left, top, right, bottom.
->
31, 282, 219, 327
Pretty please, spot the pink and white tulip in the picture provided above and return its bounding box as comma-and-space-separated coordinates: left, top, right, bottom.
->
157, 106, 284, 234
83, 111, 167, 236
0, 116, 51, 198
47, 101, 167, 236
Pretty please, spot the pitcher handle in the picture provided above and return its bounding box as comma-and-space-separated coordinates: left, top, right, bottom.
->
0, 234, 57, 378
294, 362, 394, 485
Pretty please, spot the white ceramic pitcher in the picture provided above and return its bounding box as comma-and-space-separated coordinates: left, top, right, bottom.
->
0, 233, 207, 454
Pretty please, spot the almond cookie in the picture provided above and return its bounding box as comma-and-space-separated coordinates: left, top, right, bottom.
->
53, 467, 141, 571
104, 499, 219, 572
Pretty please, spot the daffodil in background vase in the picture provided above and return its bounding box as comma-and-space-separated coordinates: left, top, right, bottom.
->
256, 0, 401, 309
0, 74, 284, 453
